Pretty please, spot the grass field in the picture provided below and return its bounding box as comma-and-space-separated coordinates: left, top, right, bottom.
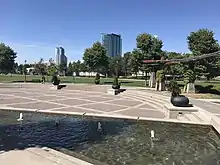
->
0, 75, 146, 87
1, 75, 220, 97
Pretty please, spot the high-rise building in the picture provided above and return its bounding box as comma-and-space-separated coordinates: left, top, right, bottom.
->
55, 47, 67, 66
101, 33, 122, 57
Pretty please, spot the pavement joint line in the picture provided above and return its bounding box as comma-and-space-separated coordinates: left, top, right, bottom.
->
119, 95, 145, 104
2, 93, 77, 108
41, 106, 72, 111
125, 91, 169, 103
121, 94, 163, 110
4, 100, 40, 106
47, 105, 105, 113
125, 92, 169, 104
111, 102, 148, 113
63, 97, 129, 108
72, 105, 111, 113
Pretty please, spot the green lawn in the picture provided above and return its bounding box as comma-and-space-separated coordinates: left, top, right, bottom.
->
1, 75, 220, 91
0, 75, 146, 87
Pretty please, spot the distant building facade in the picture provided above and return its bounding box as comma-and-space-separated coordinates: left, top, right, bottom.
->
101, 33, 122, 57
55, 47, 67, 66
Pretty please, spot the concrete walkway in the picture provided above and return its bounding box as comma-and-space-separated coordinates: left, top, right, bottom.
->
0, 147, 93, 165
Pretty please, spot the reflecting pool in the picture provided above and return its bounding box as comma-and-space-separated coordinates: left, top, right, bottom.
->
0, 110, 220, 165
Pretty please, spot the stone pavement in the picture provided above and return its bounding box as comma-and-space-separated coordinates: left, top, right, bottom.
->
1, 83, 220, 122
0, 147, 93, 165
0, 83, 166, 119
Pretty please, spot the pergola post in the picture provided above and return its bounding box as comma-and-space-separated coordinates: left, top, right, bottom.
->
149, 72, 156, 88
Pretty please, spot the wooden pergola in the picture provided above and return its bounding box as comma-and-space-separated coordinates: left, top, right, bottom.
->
143, 51, 220, 64
142, 50, 220, 91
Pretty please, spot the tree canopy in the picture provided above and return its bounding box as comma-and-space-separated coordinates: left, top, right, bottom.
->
0, 43, 17, 73
83, 42, 109, 72
187, 28, 220, 80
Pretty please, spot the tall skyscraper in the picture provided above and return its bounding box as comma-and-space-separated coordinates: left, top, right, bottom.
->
101, 33, 122, 57
55, 47, 67, 66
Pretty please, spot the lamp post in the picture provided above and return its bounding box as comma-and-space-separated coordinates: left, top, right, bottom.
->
24, 60, 27, 83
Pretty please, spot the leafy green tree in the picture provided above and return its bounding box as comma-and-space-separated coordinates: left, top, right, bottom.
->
136, 33, 163, 86
83, 42, 109, 72
72, 60, 82, 76
187, 29, 220, 80
0, 43, 17, 74
130, 49, 143, 77
165, 52, 184, 79
47, 64, 57, 76
79, 62, 88, 72
47, 58, 57, 76
66, 62, 73, 76
58, 62, 67, 75
109, 56, 123, 77
18, 64, 24, 74
34, 58, 47, 75
122, 52, 132, 77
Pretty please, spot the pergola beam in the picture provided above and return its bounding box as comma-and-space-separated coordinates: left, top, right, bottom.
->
143, 51, 220, 64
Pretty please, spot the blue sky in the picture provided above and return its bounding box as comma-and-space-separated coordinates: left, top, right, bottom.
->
1, 0, 220, 64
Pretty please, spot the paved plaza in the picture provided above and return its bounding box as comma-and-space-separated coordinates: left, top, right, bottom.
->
0, 83, 167, 119
1, 83, 220, 123
1, 83, 220, 165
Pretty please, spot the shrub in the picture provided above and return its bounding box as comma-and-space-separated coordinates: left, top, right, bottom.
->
94, 73, 100, 84
52, 75, 60, 85
113, 76, 121, 86
184, 69, 196, 84
156, 69, 165, 82
169, 80, 181, 97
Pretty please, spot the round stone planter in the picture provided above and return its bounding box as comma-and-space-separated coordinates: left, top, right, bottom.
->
171, 95, 189, 107
112, 84, 120, 89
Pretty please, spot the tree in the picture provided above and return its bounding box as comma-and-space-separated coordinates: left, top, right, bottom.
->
130, 49, 143, 77
122, 52, 132, 77
83, 42, 109, 73
0, 43, 17, 74
136, 33, 163, 87
18, 64, 24, 74
47, 64, 57, 76
34, 58, 47, 75
47, 58, 57, 76
79, 62, 88, 72
166, 52, 184, 79
66, 62, 73, 76
72, 60, 82, 76
187, 29, 220, 81
109, 56, 123, 77
58, 62, 67, 76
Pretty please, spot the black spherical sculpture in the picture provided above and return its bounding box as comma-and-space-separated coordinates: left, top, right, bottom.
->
171, 95, 189, 107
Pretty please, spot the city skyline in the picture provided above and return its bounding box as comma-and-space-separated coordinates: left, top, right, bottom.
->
55, 47, 67, 66
101, 33, 122, 57
1, 0, 220, 64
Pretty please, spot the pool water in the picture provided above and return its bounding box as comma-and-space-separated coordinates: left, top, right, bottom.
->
0, 110, 220, 165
